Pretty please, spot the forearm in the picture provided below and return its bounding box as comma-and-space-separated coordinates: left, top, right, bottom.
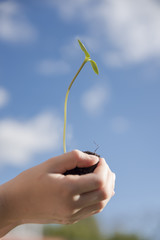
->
0, 184, 18, 238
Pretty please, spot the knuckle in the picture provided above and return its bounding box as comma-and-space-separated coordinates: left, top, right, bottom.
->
64, 218, 75, 225
64, 179, 76, 196
63, 203, 74, 218
63, 196, 78, 215
69, 185, 77, 196
62, 213, 72, 224
64, 220, 71, 225
100, 188, 108, 200
97, 201, 106, 211
95, 176, 105, 189
94, 209, 101, 214
71, 149, 82, 161
97, 208, 103, 214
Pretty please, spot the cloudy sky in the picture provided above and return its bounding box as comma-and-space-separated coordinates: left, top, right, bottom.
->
0, 0, 160, 238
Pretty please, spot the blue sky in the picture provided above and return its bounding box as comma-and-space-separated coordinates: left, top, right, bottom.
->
0, 0, 160, 238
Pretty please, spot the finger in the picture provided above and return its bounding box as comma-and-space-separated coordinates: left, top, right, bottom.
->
106, 171, 115, 198
71, 200, 107, 222
94, 158, 116, 195
73, 187, 109, 209
46, 150, 99, 173
65, 173, 102, 195
94, 157, 109, 176
69, 158, 110, 195
73, 171, 116, 209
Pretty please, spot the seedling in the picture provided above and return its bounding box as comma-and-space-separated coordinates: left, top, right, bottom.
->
63, 39, 99, 153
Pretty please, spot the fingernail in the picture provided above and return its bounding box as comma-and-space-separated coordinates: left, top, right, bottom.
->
90, 155, 99, 163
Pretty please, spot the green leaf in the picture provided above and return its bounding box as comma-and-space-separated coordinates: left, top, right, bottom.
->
78, 39, 90, 58
90, 60, 99, 74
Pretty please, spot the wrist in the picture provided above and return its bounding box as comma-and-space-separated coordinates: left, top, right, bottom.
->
0, 182, 21, 235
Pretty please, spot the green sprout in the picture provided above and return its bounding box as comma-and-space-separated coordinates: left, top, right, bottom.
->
63, 39, 99, 153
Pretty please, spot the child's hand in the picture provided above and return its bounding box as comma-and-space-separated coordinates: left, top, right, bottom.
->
0, 150, 115, 236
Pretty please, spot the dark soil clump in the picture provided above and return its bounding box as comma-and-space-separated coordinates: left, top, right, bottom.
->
64, 151, 100, 175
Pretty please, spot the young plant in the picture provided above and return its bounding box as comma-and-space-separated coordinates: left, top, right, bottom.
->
63, 39, 99, 153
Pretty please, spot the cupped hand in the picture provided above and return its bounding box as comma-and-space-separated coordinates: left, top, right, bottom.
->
1, 150, 116, 226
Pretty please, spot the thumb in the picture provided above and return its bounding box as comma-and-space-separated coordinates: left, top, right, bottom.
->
46, 150, 99, 174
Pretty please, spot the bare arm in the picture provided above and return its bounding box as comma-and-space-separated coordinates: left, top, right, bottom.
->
0, 184, 19, 237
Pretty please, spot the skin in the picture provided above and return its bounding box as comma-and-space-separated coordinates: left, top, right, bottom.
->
0, 150, 115, 237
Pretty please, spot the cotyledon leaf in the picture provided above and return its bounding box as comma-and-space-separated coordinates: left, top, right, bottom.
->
90, 60, 99, 75
78, 39, 90, 58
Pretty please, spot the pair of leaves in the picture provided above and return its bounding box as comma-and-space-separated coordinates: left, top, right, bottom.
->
78, 39, 99, 75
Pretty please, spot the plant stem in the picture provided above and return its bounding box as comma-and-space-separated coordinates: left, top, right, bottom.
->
63, 58, 88, 153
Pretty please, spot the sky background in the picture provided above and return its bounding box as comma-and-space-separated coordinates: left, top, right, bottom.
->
0, 0, 160, 239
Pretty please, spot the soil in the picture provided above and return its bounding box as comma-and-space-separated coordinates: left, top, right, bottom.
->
64, 151, 100, 175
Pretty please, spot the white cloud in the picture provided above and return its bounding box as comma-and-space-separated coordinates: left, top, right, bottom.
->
49, 0, 160, 65
0, 112, 63, 166
81, 84, 110, 115
0, 1, 36, 43
101, 0, 160, 65
37, 59, 70, 75
0, 87, 10, 108
111, 116, 130, 134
